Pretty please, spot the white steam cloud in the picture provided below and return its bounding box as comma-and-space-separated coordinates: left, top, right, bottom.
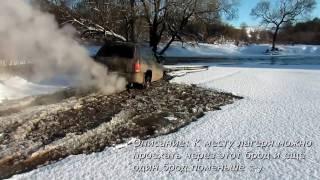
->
0, 0, 126, 94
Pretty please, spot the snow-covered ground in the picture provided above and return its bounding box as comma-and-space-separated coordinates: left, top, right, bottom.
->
0, 76, 66, 103
163, 42, 320, 57
10, 64, 320, 180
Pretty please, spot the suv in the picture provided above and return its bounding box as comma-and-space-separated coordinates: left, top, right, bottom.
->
94, 42, 164, 88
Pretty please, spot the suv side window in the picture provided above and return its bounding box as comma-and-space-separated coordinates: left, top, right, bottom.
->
96, 43, 135, 58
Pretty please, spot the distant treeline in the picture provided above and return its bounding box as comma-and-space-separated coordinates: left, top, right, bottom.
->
278, 18, 320, 45
182, 18, 320, 45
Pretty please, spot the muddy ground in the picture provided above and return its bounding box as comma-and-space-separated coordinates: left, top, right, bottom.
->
0, 79, 242, 179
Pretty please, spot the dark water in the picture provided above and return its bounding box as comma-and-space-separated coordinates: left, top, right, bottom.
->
164, 56, 320, 66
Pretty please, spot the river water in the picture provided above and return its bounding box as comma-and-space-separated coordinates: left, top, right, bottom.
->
164, 56, 320, 67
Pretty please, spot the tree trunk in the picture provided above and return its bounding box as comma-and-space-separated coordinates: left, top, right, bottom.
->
149, 23, 163, 53
272, 26, 280, 51
159, 35, 176, 55
129, 0, 136, 42
149, 28, 159, 53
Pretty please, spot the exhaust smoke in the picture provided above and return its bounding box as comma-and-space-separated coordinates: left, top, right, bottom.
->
0, 0, 126, 94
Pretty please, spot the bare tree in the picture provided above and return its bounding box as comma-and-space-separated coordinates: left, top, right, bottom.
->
129, 0, 136, 42
139, 0, 169, 53
251, 0, 316, 51
159, 0, 199, 55
239, 22, 249, 43
33, 0, 128, 41
140, 0, 238, 54
33, 0, 237, 53
159, 0, 219, 54
70, 0, 129, 41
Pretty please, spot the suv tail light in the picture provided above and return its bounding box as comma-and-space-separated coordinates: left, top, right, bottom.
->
134, 62, 141, 73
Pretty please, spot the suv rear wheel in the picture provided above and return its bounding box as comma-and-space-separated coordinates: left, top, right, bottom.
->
144, 71, 152, 88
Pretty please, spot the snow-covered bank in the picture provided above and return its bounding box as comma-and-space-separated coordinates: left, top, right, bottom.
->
163, 42, 320, 57
84, 43, 320, 58
0, 76, 66, 103
11, 65, 320, 180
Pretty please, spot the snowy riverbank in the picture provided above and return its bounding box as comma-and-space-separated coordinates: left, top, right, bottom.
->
10, 65, 320, 180
86, 42, 320, 58
0, 76, 66, 103
163, 42, 320, 57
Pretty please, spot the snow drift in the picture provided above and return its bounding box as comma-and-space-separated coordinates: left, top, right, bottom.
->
0, 76, 65, 103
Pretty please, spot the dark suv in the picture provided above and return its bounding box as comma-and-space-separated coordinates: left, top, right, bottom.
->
95, 42, 164, 87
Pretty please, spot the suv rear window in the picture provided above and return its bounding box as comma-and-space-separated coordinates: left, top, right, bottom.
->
96, 43, 135, 58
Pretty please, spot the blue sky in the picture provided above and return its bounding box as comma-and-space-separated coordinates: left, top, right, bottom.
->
230, 0, 320, 27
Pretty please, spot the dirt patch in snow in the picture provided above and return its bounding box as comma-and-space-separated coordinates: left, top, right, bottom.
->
0, 79, 241, 179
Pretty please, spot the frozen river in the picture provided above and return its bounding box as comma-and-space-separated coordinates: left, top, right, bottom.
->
11, 63, 320, 180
